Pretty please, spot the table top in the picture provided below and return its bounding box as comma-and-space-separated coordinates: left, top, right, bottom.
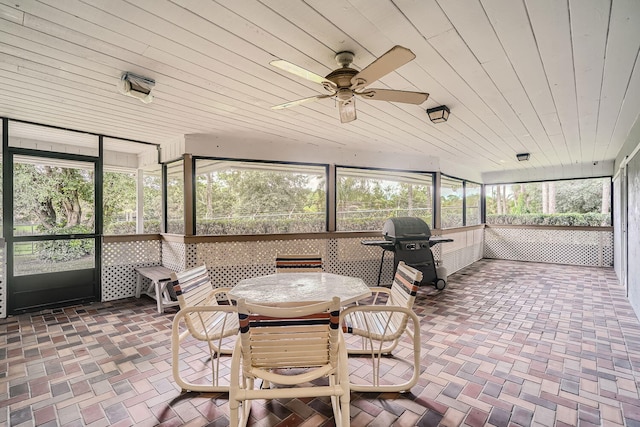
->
229, 272, 371, 305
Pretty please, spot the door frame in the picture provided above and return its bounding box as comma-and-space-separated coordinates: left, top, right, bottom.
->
3, 141, 103, 314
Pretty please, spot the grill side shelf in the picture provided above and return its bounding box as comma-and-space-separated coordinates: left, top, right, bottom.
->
427, 237, 454, 247
361, 240, 395, 251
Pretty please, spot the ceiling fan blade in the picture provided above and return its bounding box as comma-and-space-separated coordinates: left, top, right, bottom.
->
270, 60, 337, 92
339, 98, 357, 123
271, 94, 332, 110
350, 45, 416, 90
357, 89, 429, 104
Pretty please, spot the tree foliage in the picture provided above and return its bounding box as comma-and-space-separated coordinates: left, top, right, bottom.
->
486, 178, 611, 226
14, 163, 94, 231
103, 171, 136, 232
194, 169, 326, 234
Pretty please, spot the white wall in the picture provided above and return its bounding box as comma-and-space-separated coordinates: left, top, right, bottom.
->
614, 114, 640, 318
613, 174, 624, 287
626, 150, 640, 317
182, 133, 446, 175
482, 160, 615, 184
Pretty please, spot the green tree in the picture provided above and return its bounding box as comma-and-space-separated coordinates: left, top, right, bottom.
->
13, 163, 93, 230
143, 172, 162, 220
217, 170, 314, 217
555, 179, 605, 213
103, 171, 136, 232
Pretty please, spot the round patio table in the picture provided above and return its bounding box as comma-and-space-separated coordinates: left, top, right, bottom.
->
229, 272, 371, 305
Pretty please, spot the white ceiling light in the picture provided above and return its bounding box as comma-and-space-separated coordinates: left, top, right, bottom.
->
117, 72, 155, 104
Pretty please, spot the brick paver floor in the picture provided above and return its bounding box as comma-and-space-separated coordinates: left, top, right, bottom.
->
2, 259, 639, 426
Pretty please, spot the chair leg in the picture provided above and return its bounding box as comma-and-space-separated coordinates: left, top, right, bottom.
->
229, 340, 242, 427
329, 374, 340, 422
242, 377, 253, 423
350, 336, 400, 355
229, 399, 239, 427
339, 391, 351, 427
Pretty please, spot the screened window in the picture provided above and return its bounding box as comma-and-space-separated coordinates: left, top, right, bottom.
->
13, 155, 95, 236
143, 167, 162, 233
103, 170, 136, 234
440, 176, 463, 228
166, 160, 184, 234
466, 182, 481, 226
486, 177, 612, 226
336, 167, 433, 231
102, 138, 161, 235
194, 159, 326, 235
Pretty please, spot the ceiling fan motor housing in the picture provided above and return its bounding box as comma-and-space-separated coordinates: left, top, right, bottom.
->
325, 67, 359, 88
335, 51, 355, 67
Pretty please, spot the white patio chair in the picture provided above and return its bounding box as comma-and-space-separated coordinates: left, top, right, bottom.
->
229, 297, 350, 427
275, 253, 323, 272
171, 264, 238, 393
341, 261, 422, 392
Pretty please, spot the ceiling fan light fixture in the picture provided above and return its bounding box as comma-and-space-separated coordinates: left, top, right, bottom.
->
516, 153, 530, 161
117, 72, 155, 104
337, 88, 353, 101
427, 105, 450, 123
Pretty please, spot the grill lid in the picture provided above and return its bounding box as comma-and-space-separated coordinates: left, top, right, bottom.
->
382, 217, 431, 242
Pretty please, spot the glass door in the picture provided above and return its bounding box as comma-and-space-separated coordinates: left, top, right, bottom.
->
8, 154, 99, 313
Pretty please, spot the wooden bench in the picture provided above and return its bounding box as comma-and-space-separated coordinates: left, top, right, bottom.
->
135, 266, 180, 313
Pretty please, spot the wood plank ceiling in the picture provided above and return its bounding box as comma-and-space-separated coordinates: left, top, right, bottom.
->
0, 0, 639, 180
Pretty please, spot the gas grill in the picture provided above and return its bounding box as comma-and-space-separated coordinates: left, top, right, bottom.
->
362, 217, 453, 290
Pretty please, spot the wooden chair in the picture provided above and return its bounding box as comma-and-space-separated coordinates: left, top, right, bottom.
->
170, 264, 238, 393
341, 261, 422, 392
275, 253, 323, 273
229, 297, 350, 427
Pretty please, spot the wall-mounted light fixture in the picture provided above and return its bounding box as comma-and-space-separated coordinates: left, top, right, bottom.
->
426, 105, 450, 123
516, 153, 530, 161
117, 72, 155, 104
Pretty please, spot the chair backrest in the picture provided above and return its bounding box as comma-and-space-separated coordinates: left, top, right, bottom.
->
382, 262, 423, 335
171, 265, 219, 333
275, 253, 323, 273
388, 261, 422, 308
237, 297, 341, 383
172, 265, 217, 307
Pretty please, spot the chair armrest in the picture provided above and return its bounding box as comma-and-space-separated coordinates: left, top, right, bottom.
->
341, 304, 415, 317
172, 305, 238, 342
369, 286, 391, 294
174, 305, 237, 317
205, 287, 234, 304
340, 304, 420, 340
357, 286, 391, 305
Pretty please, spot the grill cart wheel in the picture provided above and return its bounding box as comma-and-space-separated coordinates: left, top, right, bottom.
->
435, 278, 446, 290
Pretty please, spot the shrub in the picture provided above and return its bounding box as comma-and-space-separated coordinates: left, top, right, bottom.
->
486, 213, 610, 227
36, 226, 94, 262
104, 221, 136, 235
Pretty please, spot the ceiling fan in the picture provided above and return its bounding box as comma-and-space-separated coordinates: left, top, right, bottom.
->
270, 45, 429, 123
